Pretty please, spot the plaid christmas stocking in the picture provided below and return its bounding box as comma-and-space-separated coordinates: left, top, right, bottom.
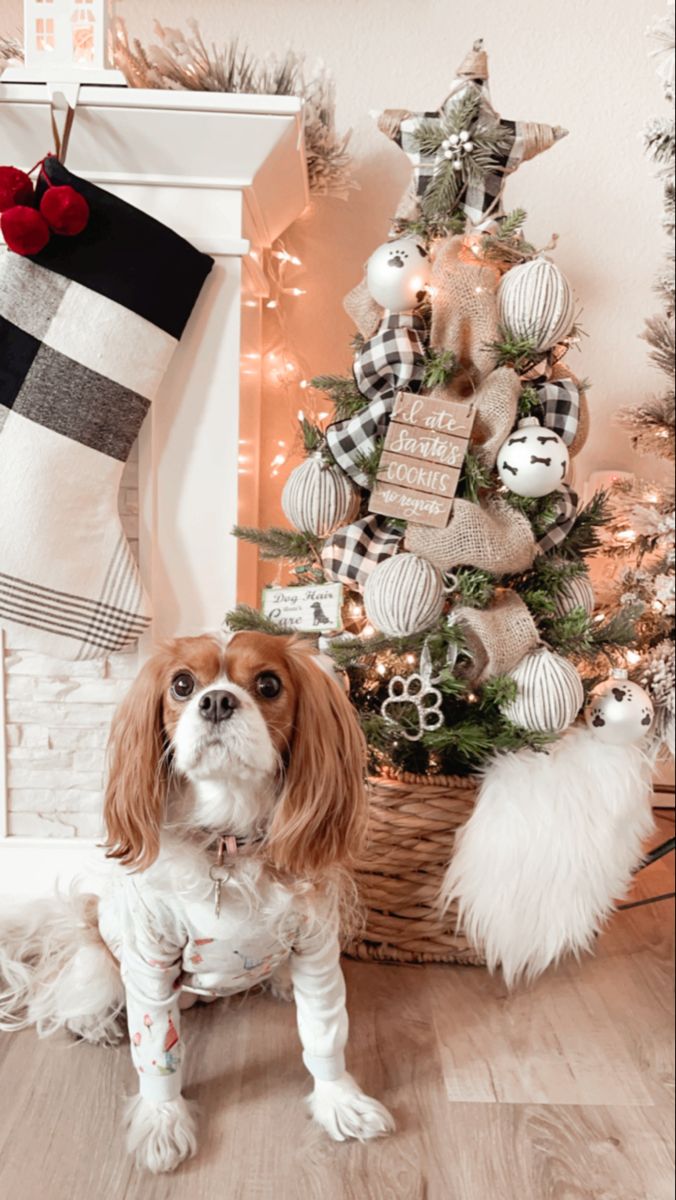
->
0, 158, 213, 659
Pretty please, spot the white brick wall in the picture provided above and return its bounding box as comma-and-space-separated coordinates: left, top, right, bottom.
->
1, 448, 141, 840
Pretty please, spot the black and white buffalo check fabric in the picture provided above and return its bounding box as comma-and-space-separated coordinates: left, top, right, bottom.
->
0, 158, 213, 659
326, 312, 426, 486
395, 80, 536, 225
537, 484, 579, 555
531, 377, 580, 447
322, 515, 403, 590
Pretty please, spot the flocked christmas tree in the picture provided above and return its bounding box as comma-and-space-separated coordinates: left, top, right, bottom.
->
232, 40, 646, 777
601, 3, 675, 757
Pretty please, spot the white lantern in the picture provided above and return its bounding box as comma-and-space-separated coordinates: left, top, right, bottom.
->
502, 646, 584, 734
281, 454, 360, 538
497, 418, 569, 498
19, 1, 124, 82
366, 238, 429, 313
364, 553, 444, 636
498, 258, 576, 354
585, 668, 654, 745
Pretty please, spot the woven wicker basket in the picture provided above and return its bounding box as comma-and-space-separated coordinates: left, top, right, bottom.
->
344, 770, 485, 966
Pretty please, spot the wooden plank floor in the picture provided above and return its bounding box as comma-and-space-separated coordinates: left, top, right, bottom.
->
0, 815, 673, 1200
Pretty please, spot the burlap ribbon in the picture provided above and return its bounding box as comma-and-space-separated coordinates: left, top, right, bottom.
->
343, 276, 384, 340
454, 591, 540, 684
471, 366, 521, 467
428, 235, 500, 396
405, 496, 537, 575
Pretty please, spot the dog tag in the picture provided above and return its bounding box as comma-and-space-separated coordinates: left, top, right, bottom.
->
209, 835, 237, 917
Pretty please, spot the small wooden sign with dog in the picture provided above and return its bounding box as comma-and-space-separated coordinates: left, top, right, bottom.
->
262, 582, 343, 632
369, 393, 475, 528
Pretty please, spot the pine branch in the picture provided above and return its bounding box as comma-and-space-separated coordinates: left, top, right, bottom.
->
450, 567, 496, 609
232, 525, 323, 561
496, 208, 528, 237
224, 604, 293, 635
505, 493, 561, 538
299, 417, 328, 456
486, 328, 540, 373
422, 348, 457, 390
393, 212, 466, 243
642, 314, 675, 377
517, 384, 542, 419
458, 450, 493, 504
513, 556, 588, 616
311, 375, 368, 420
616, 393, 675, 461
549, 491, 611, 560
354, 438, 384, 488
479, 674, 518, 708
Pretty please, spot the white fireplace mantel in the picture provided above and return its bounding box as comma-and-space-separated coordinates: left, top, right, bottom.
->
0, 83, 309, 893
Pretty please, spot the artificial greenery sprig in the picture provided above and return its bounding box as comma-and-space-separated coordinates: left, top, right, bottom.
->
232, 525, 324, 563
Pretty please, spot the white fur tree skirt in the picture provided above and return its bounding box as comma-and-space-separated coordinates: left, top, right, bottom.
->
441, 727, 655, 986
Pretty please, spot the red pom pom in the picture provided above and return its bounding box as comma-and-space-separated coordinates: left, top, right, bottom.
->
0, 166, 34, 213
40, 185, 89, 236
0, 206, 51, 256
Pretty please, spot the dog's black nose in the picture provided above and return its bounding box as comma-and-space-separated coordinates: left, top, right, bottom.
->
198, 690, 240, 724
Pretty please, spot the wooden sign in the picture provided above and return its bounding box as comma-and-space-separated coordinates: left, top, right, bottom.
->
262, 582, 343, 633
369, 393, 475, 529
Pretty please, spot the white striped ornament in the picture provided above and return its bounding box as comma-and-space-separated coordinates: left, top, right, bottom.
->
502, 646, 584, 734
364, 553, 444, 637
281, 454, 360, 537
553, 572, 595, 618
498, 258, 576, 354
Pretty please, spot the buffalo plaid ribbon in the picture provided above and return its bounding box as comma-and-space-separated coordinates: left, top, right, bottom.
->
326, 312, 426, 486
531, 376, 580, 446
322, 514, 404, 591
537, 484, 579, 555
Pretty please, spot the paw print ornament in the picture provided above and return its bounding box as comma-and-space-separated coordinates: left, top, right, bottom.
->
584, 668, 654, 746
497, 417, 570, 498
366, 237, 429, 312
381, 641, 445, 741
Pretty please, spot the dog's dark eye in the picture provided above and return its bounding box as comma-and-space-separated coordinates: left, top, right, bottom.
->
171, 671, 196, 700
255, 672, 282, 699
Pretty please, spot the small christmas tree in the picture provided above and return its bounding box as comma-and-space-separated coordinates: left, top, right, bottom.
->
232, 40, 637, 777
602, 4, 675, 757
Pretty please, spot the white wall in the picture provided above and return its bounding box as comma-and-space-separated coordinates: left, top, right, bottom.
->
122, 0, 673, 502
2, 0, 669, 499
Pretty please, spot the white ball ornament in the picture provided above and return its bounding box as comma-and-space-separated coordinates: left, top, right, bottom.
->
366, 238, 429, 313
553, 571, 595, 618
498, 258, 576, 354
281, 454, 360, 537
497, 418, 569, 498
585, 668, 654, 745
502, 646, 584, 734
364, 553, 444, 637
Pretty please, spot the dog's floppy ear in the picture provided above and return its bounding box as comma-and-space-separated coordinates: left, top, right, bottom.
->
265, 639, 368, 878
103, 648, 170, 871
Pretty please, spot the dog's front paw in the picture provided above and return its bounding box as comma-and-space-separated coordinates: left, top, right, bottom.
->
308, 1072, 395, 1142
124, 1094, 198, 1174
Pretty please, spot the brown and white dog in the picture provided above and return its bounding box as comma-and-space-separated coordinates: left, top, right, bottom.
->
0, 631, 394, 1173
